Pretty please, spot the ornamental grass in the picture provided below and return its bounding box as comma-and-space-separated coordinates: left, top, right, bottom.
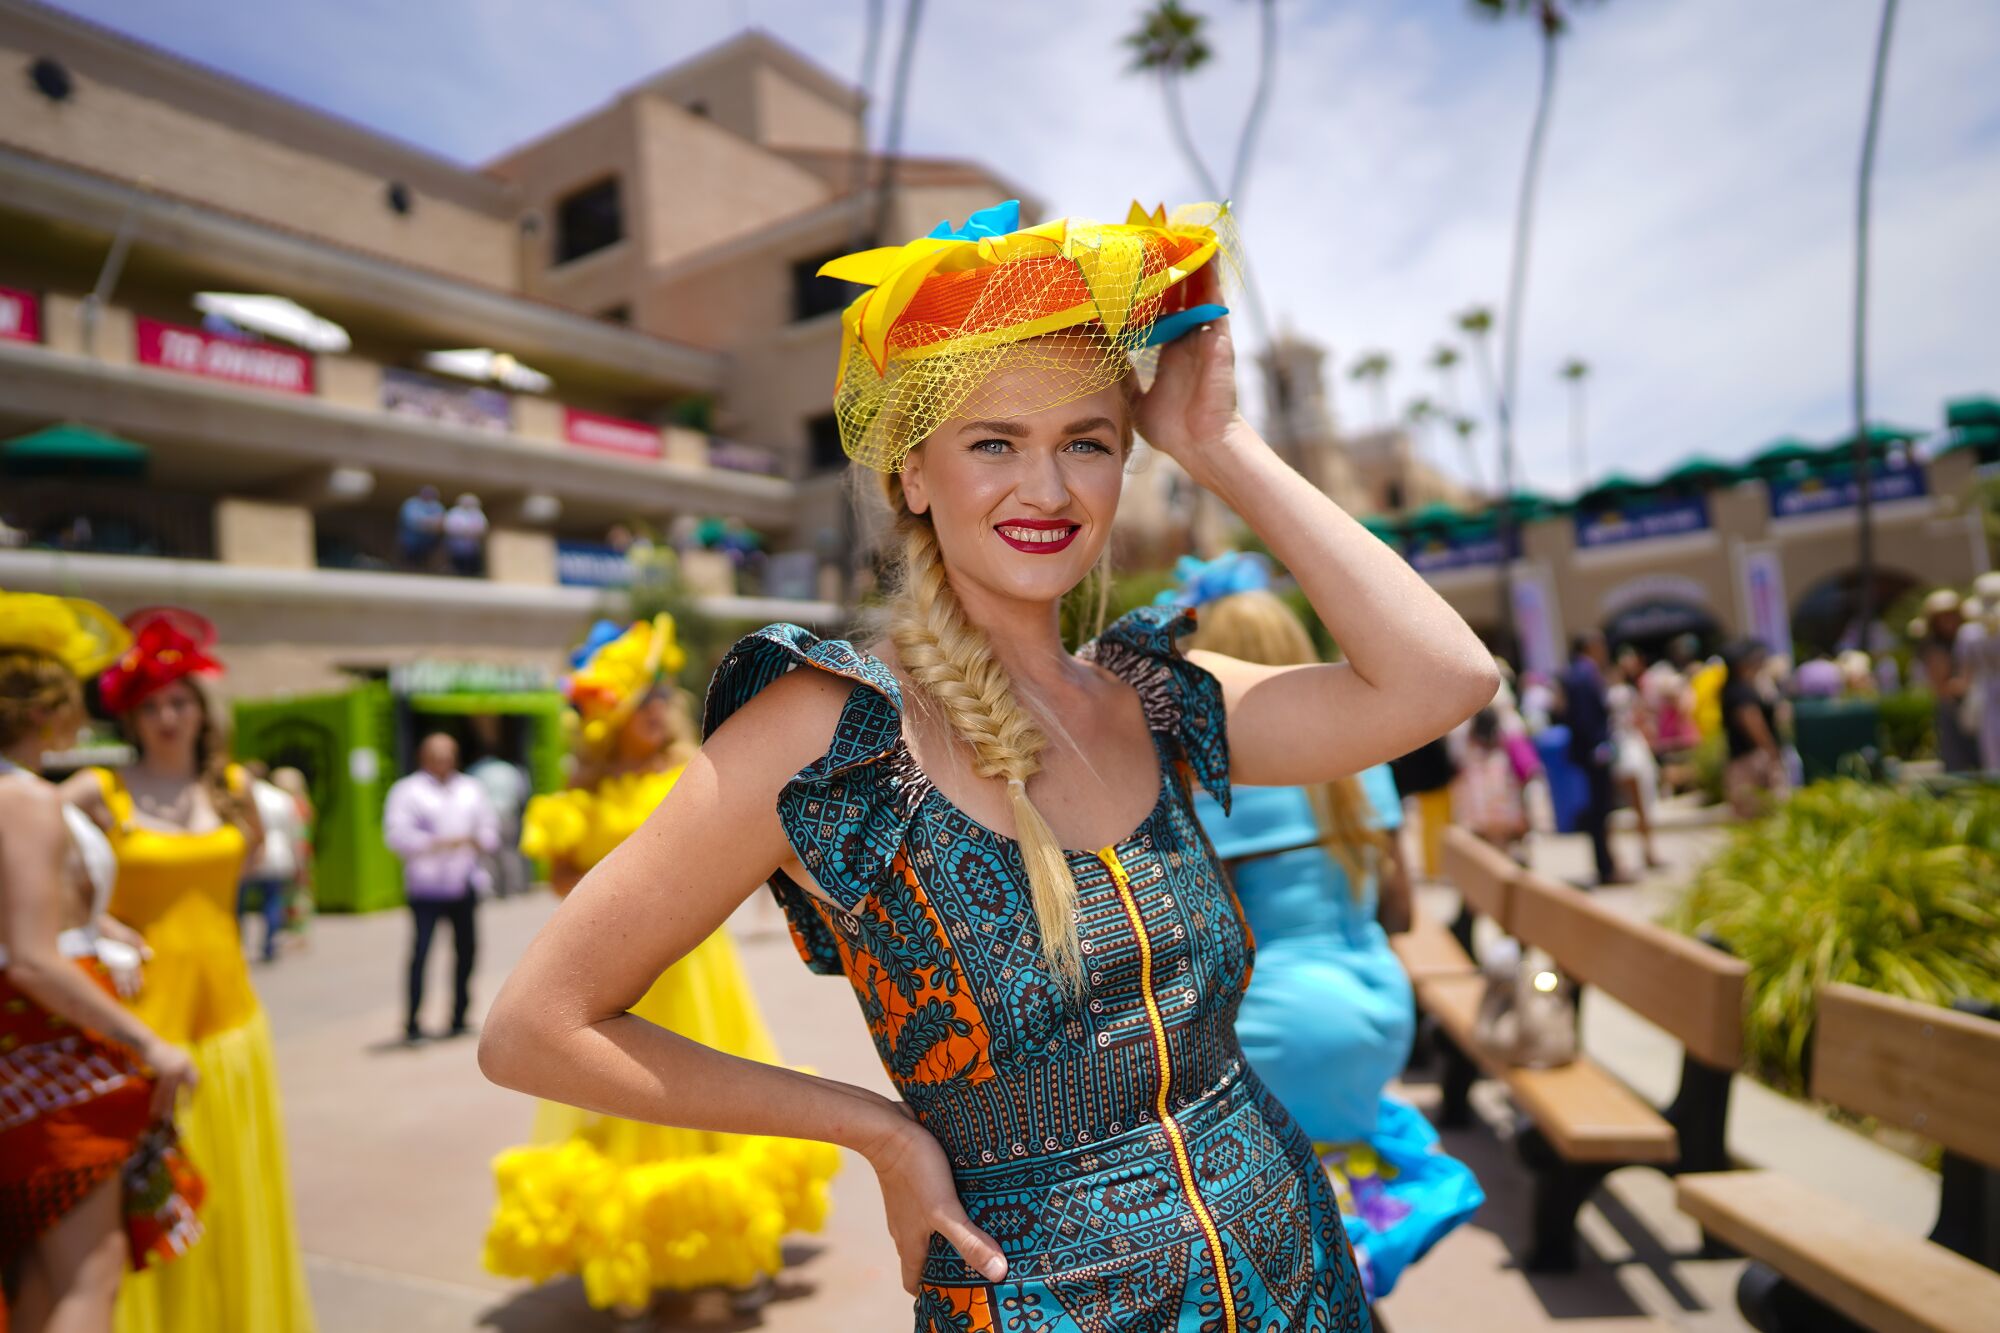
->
1669, 779, 2000, 1094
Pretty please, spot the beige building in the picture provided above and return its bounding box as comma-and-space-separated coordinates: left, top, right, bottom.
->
0, 2, 1025, 693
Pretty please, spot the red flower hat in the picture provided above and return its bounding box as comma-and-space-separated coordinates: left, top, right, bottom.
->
98, 607, 223, 714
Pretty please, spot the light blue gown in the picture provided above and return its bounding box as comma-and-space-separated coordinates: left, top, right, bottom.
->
1195, 767, 1484, 1301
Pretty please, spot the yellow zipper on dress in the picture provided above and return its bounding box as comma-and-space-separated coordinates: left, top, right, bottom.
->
1098, 846, 1237, 1333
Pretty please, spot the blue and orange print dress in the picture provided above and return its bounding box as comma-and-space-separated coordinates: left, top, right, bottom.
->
705, 606, 1371, 1333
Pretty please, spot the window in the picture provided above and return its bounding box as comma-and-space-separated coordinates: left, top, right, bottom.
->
808, 412, 845, 473
598, 304, 631, 325
553, 178, 623, 265
686, 100, 710, 118
1384, 480, 1406, 511
792, 251, 863, 323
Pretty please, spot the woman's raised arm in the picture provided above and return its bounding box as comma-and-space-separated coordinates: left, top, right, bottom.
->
476, 664, 1008, 1292
1136, 286, 1499, 786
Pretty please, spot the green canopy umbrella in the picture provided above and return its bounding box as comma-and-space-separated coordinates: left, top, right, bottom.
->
1, 422, 150, 478
1493, 488, 1566, 521
1747, 437, 1823, 474
1574, 472, 1649, 508
1400, 500, 1472, 531
1818, 423, 1921, 453
1945, 396, 2000, 430
1659, 455, 1746, 489
1940, 423, 2000, 461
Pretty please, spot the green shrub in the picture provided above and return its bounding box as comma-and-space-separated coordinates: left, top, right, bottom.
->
1669, 780, 2000, 1093
1877, 689, 1937, 762
1689, 732, 1727, 806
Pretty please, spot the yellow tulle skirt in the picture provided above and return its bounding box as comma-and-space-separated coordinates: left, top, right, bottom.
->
483, 926, 840, 1311
113, 1007, 316, 1333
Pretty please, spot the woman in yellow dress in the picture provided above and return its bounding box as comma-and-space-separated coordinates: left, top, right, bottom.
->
61, 607, 314, 1333
483, 616, 838, 1315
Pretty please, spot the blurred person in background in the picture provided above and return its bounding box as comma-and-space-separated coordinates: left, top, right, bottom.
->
1917, 589, 1976, 773
61, 607, 315, 1333
1560, 630, 1625, 887
1720, 639, 1788, 818
1389, 733, 1456, 881
1454, 708, 1530, 859
464, 718, 530, 900
1791, 652, 1845, 700
486, 617, 836, 1314
1608, 647, 1664, 870
1182, 574, 1481, 1302
397, 484, 444, 572
238, 762, 305, 965
268, 768, 315, 940
443, 493, 489, 578
0, 594, 204, 1333
1954, 574, 2000, 772
382, 733, 494, 1044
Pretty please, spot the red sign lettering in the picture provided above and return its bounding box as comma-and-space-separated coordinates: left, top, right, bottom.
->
0, 286, 40, 344
563, 407, 661, 458
134, 316, 315, 394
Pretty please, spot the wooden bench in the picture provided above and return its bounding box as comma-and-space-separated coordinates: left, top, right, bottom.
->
1420, 830, 1749, 1270
1677, 984, 2000, 1333
1387, 903, 1479, 983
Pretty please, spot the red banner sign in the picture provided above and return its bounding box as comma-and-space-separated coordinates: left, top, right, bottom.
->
135, 316, 315, 394
563, 407, 661, 458
0, 286, 40, 344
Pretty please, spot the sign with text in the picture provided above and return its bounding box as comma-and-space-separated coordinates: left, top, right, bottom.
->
382, 367, 512, 433
554, 540, 633, 588
135, 316, 314, 394
562, 407, 661, 458
0, 286, 41, 344
1574, 494, 1710, 549
706, 437, 784, 476
1406, 526, 1518, 574
1768, 460, 1926, 519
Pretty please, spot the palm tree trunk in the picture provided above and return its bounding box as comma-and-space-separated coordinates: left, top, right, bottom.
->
847, 0, 886, 245
1569, 378, 1587, 491
1493, 13, 1561, 663
1161, 72, 1224, 200
1229, 0, 1279, 207
869, 0, 927, 248
1852, 0, 1901, 647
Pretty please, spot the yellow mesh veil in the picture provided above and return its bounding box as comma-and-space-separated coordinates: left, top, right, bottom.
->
819, 200, 1235, 472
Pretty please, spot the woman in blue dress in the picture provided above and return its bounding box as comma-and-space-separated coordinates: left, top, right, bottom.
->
1178, 565, 1484, 1301
480, 200, 1498, 1330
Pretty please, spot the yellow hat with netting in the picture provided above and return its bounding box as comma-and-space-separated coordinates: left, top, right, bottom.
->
818, 199, 1235, 473
0, 590, 133, 677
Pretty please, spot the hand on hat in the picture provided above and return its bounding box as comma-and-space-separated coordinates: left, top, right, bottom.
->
1133, 268, 1246, 484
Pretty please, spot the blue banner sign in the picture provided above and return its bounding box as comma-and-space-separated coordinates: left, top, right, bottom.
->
555, 541, 632, 588
1768, 460, 1926, 519
1406, 527, 1518, 574
1574, 494, 1711, 549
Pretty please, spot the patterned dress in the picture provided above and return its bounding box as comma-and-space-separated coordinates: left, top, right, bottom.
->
705, 606, 1371, 1333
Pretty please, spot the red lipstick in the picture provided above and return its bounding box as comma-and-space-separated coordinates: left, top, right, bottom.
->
994, 518, 1081, 554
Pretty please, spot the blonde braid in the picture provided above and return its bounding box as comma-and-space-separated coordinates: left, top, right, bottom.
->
884, 483, 1083, 991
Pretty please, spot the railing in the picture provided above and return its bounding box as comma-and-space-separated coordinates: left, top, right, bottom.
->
0, 480, 215, 560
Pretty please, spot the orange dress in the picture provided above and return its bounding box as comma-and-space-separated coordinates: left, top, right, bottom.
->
91, 768, 315, 1333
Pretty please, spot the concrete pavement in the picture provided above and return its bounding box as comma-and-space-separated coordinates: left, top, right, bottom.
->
255, 798, 1935, 1331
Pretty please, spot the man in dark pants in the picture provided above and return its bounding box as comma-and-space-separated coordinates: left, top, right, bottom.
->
382, 733, 497, 1042
1560, 630, 1625, 887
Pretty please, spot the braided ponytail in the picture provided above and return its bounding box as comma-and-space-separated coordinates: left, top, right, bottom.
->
883, 477, 1083, 992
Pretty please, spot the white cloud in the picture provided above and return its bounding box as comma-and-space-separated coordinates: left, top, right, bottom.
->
49, 0, 2000, 498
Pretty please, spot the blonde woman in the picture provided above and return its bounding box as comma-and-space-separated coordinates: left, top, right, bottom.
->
480, 200, 1497, 1330
483, 618, 837, 1314
1178, 572, 1482, 1302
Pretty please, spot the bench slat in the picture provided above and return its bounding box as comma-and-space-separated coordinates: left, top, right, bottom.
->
1388, 913, 1477, 982
1510, 870, 1746, 1070
1678, 1170, 2000, 1333
1415, 974, 1677, 1164
1439, 827, 1519, 930
1813, 983, 2000, 1170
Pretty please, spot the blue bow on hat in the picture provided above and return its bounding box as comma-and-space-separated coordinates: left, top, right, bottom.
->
1155, 551, 1274, 609
568, 619, 626, 670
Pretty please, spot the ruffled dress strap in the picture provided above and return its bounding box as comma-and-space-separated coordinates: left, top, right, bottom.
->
702, 623, 915, 974
1080, 603, 1232, 811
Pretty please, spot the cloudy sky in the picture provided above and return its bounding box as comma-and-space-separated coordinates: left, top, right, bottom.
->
45, 0, 2000, 495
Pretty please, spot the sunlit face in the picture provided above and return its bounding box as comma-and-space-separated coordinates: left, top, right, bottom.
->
617, 690, 675, 762
419, 733, 459, 779
900, 345, 1130, 609
130, 679, 203, 754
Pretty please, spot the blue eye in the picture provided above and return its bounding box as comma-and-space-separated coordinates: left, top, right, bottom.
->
970, 438, 1013, 455
1067, 438, 1112, 455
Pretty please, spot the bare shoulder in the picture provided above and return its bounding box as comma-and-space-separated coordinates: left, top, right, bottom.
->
0, 774, 64, 841
55, 767, 110, 825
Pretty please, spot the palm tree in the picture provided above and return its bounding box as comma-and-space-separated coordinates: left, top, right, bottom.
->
1851, 0, 1903, 646
1450, 414, 1484, 489
868, 0, 929, 247
1405, 395, 1438, 464
1230, 0, 1280, 208
1558, 356, 1590, 490
1429, 343, 1464, 415
1349, 351, 1394, 428
1471, 0, 1594, 662
1123, 1, 1224, 199
1456, 306, 1499, 427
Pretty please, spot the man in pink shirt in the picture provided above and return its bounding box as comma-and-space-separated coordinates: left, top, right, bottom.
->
383, 733, 497, 1042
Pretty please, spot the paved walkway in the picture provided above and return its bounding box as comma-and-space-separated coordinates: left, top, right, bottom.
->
258, 798, 1936, 1331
